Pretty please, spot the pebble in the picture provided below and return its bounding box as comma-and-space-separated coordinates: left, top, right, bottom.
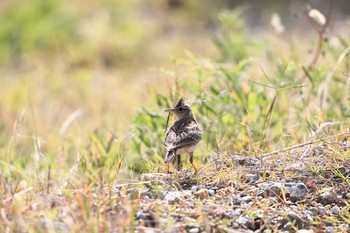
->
331, 205, 340, 214
287, 183, 308, 201
325, 226, 335, 233
164, 191, 191, 203
235, 216, 254, 229
318, 188, 338, 205
318, 206, 327, 215
164, 191, 182, 203
296, 230, 312, 233
283, 222, 292, 230
188, 228, 200, 233
195, 189, 209, 200
261, 182, 308, 201
287, 211, 304, 228
208, 190, 215, 196
191, 186, 199, 191
235, 195, 252, 204
303, 210, 313, 218
252, 174, 260, 181
135, 210, 156, 227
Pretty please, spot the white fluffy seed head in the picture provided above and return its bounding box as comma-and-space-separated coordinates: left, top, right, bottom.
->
309, 9, 326, 26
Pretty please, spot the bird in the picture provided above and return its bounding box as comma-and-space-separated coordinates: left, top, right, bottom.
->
163, 97, 202, 174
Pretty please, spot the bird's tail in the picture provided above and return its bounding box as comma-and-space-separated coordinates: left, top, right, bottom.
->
164, 149, 176, 163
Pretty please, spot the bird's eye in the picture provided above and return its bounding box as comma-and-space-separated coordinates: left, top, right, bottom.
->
178, 107, 183, 111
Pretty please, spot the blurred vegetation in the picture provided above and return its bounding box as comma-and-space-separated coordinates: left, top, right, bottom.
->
0, 0, 77, 63
131, 7, 350, 174
0, 0, 350, 231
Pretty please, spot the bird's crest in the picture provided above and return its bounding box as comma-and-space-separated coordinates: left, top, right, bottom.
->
174, 97, 187, 108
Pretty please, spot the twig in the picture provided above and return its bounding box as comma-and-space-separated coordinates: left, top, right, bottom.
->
260, 132, 349, 158
47, 165, 51, 194
304, 0, 334, 71
113, 181, 151, 188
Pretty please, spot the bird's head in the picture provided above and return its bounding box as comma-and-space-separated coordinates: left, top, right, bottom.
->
165, 97, 193, 120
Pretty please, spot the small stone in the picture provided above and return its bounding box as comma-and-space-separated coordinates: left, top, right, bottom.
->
164, 191, 182, 203
286, 211, 304, 228
236, 216, 254, 230
191, 186, 199, 191
208, 190, 215, 196
288, 183, 308, 202
195, 189, 209, 200
283, 222, 292, 230
331, 205, 340, 214
325, 226, 335, 233
235, 196, 252, 204
260, 182, 308, 201
264, 183, 283, 197
318, 206, 327, 215
188, 227, 200, 233
303, 210, 313, 217
310, 207, 319, 215
252, 174, 260, 181
296, 230, 312, 233
318, 188, 338, 205
135, 210, 156, 228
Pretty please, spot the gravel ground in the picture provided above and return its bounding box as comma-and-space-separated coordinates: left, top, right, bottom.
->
133, 140, 350, 232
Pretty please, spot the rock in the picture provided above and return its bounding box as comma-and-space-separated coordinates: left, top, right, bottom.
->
208, 190, 215, 196
285, 211, 304, 229
164, 191, 183, 203
140, 173, 173, 182
252, 174, 260, 181
191, 186, 199, 191
235, 216, 254, 230
318, 188, 338, 205
288, 183, 308, 202
234, 195, 252, 204
310, 207, 319, 215
263, 182, 283, 196
325, 226, 335, 233
242, 174, 261, 183
261, 182, 308, 201
283, 222, 292, 230
331, 205, 340, 214
226, 154, 260, 166
318, 205, 327, 215
296, 230, 312, 233
188, 227, 200, 233
195, 189, 209, 200
135, 210, 156, 228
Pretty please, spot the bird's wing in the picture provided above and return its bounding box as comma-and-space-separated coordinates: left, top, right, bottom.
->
164, 120, 202, 151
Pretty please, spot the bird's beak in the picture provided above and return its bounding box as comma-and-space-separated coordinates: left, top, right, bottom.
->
164, 108, 174, 113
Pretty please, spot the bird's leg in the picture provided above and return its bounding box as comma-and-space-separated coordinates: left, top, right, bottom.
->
166, 163, 170, 173
189, 152, 197, 174
176, 154, 182, 171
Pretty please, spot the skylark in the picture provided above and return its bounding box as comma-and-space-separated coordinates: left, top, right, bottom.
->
163, 97, 202, 174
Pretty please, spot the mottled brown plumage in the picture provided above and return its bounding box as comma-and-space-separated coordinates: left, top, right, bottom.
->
163, 97, 202, 173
